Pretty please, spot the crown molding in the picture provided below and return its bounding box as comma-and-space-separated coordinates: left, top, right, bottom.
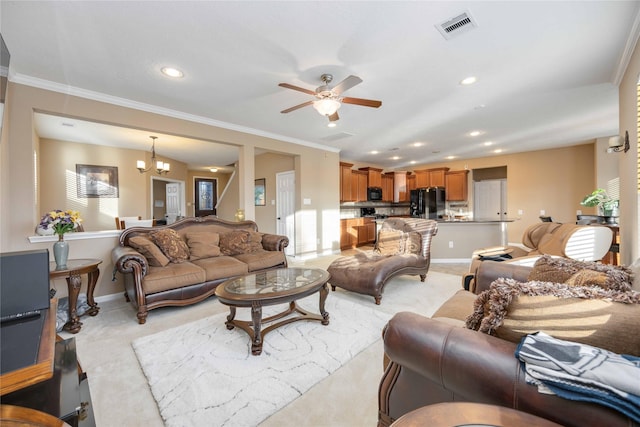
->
612, 7, 640, 86
9, 73, 341, 154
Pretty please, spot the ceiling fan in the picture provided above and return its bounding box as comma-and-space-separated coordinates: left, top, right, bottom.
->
279, 74, 382, 124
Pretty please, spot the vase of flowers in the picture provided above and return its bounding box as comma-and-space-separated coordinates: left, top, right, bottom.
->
37, 209, 82, 269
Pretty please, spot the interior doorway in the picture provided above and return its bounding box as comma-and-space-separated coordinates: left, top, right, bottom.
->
151, 176, 185, 224
276, 170, 295, 256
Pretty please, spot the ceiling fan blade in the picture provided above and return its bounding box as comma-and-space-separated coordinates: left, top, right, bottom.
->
331, 75, 362, 95
278, 82, 316, 96
341, 97, 382, 108
280, 100, 314, 114
328, 112, 339, 122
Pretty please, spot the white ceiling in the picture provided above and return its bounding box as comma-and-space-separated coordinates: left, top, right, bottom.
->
2, 1, 639, 170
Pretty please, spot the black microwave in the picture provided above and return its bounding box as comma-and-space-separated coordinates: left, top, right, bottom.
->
367, 187, 383, 201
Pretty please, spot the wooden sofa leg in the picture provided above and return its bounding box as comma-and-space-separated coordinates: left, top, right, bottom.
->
374, 296, 382, 305
419, 274, 426, 282
331, 284, 336, 291
123, 291, 130, 302
137, 309, 148, 324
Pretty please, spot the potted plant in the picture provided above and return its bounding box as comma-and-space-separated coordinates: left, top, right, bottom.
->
580, 189, 618, 222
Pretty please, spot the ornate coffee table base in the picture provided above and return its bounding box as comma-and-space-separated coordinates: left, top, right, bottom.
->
224, 283, 330, 355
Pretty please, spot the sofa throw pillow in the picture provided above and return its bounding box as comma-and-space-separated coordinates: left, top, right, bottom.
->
527, 255, 634, 291
186, 232, 221, 261
128, 235, 170, 267
375, 229, 404, 255
465, 277, 640, 356
404, 231, 422, 255
149, 229, 190, 263
219, 230, 263, 256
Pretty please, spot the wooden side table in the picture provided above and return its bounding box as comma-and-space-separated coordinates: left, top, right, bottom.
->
49, 259, 102, 333
391, 402, 562, 427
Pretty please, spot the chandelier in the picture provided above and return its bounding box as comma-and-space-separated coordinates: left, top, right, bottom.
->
136, 136, 170, 175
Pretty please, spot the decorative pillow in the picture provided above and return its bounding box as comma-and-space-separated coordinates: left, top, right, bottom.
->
186, 232, 221, 260
128, 235, 170, 267
219, 230, 263, 256
404, 231, 422, 255
527, 255, 634, 291
466, 277, 640, 356
149, 229, 190, 263
565, 269, 609, 288
375, 229, 404, 255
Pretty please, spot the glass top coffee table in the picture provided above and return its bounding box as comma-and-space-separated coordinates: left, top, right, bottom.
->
214, 267, 330, 355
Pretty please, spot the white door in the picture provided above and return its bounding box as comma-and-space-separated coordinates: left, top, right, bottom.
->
474, 179, 507, 220
166, 182, 181, 224
276, 171, 295, 256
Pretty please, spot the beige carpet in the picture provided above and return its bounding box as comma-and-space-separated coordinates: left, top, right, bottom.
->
59, 256, 467, 427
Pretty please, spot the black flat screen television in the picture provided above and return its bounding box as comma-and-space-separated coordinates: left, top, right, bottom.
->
0, 249, 51, 320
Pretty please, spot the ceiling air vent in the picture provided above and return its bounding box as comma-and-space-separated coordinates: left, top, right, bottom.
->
436, 10, 478, 40
321, 132, 354, 142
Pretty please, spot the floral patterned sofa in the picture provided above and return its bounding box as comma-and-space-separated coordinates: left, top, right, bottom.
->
112, 216, 288, 324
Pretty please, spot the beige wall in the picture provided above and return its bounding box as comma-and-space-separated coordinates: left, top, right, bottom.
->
618, 38, 640, 265
1, 82, 340, 298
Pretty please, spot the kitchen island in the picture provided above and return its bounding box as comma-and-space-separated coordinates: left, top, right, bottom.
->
430, 220, 516, 261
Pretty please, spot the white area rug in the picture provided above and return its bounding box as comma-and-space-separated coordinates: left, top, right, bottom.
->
132, 270, 461, 427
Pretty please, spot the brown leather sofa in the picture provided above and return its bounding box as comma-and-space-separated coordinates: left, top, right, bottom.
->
378, 261, 637, 427
112, 216, 288, 324
327, 218, 438, 304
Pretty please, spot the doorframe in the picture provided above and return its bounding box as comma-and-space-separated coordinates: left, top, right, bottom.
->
150, 176, 186, 219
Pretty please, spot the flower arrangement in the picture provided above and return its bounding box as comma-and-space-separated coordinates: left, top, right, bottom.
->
580, 189, 618, 215
37, 210, 82, 236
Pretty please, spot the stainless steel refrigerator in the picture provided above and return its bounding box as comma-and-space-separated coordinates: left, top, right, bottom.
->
410, 187, 446, 219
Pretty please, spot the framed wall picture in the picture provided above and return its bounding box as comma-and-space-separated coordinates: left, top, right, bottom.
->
76, 164, 119, 198
254, 178, 266, 206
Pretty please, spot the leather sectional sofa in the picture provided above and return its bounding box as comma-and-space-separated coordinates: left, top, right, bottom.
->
112, 216, 288, 324
378, 260, 638, 427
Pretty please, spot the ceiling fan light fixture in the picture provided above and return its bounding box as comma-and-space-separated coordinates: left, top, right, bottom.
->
313, 98, 341, 116
161, 67, 184, 78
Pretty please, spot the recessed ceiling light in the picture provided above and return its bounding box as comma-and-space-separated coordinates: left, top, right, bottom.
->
210, 168, 218, 173
370, 150, 379, 155
446, 156, 456, 160
468, 130, 482, 137
410, 161, 417, 165
493, 149, 503, 154
483, 141, 493, 146
460, 76, 477, 85
391, 156, 401, 160
327, 122, 337, 128
412, 142, 424, 147
161, 67, 184, 78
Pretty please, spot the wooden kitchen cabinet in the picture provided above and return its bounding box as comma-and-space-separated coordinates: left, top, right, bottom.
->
414, 167, 449, 188
340, 162, 354, 202
445, 170, 469, 201
351, 170, 368, 201
429, 167, 449, 187
340, 217, 375, 249
381, 173, 394, 202
406, 174, 416, 200
359, 167, 383, 188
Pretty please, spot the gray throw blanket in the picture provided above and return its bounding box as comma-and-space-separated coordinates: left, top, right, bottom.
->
515, 332, 640, 422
